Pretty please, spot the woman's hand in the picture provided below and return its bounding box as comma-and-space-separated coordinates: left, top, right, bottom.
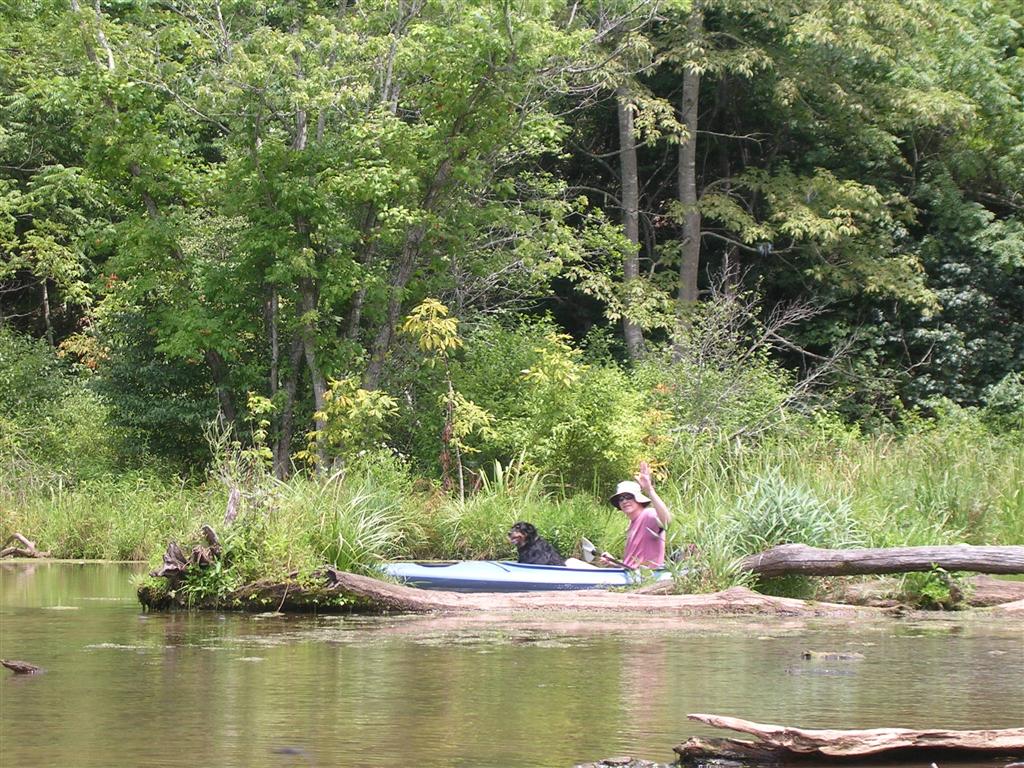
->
635, 459, 672, 529
635, 460, 654, 496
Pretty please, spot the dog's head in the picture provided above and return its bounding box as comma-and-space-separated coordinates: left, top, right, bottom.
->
508, 521, 538, 549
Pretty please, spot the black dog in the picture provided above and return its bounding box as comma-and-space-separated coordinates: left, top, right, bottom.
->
508, 521, 565, 566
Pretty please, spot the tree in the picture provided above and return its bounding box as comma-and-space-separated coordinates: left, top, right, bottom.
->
11, 0, 650, 473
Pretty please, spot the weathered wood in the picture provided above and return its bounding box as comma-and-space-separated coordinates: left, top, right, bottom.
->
830, 574, 1024, 607
150, 541, 189, 581
739, 543, 1024, 577
1, 659, 43, 675
0, 533, 50, 559
988, 597, 1024, 616
675, 714, 1024, 763
141, 567, 881, 617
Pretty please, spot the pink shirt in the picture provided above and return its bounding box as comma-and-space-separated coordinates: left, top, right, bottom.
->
623, 506, 666, 568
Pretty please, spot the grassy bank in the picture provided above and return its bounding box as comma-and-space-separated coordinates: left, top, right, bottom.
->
4, 417, 1021, 604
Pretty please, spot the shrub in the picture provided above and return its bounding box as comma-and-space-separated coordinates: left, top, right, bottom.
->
453, 318, 655, 491
981, 372, 1024, 433
727, 467, 863, 553
0, 327, 123, 481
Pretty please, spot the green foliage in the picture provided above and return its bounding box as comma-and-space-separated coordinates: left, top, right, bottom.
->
89, 308, 218, 468
451, 319, 654, 490
982, 373, 1024, 433
667, 519, 755, 594
2, 472, 204, 560
0, 327, 68, 418
0, 327, 122, 480
642, 305, 796, 447
304, 378, 399, 467
728, 468, 863, 553
421, 462, 622, 561
900, 566, 971, 610
401, 298, 463, 361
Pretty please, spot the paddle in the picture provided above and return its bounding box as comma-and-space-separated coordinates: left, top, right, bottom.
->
580, 537, 632, 570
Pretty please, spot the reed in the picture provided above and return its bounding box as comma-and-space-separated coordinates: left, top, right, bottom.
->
3, 418, 1020, 602
2, 473, 205, 560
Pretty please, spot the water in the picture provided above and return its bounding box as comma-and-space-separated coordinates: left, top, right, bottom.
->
2, 562, 1022, 768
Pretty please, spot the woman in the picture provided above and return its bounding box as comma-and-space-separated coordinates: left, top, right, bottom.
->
601, 461, 672, 568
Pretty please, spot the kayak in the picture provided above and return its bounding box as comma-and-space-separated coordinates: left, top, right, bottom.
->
380, 560, 672, 592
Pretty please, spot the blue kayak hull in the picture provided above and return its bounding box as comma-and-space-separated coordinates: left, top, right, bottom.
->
380, 560, 671, 592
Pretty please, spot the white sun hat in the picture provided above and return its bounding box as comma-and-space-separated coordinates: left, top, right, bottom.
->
609, 480, 651, 507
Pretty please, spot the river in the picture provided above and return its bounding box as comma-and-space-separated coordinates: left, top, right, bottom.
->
1, 562, 1022, 767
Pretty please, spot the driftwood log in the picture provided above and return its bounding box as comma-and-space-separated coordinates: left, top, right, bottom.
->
149, 525, 223, 589
139, 527, 1024, 615
830, 573, 1024, 607
143, 566, 883, 617
675, 714, 1024, 763
1, 659, 43, 675
740, 543, 1024, 577
0, 533, 50, 559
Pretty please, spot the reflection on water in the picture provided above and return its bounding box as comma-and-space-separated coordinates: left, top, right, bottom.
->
2, 562, 1022, 768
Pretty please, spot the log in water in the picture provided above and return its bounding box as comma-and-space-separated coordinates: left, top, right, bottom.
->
675, 714, 1024, 763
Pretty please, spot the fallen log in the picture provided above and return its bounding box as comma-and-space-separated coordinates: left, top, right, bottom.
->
138, 527, 1024, 615
0, 533, 50, 559
1, 659, 43, 675
739, 543, 1024, 577
829, 574, 1024, 607
987, 597, 1024, 616
140, 568, 879, 617
968, 575, 1024, 606
675, 714, 1024, 764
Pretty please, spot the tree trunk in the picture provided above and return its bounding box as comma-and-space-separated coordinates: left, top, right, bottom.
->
41, 280, 54, 346
266, 285, 279, 398
676, 714, 1024, 763
297, 274, 327, 466
203, 349, 237, 425
616, 86, 644, 360
363, 157, 454, 390
346, 206, 379, 341
272, 335, 304, 479
676, 9, 703, 307
739, 543, 1024, 577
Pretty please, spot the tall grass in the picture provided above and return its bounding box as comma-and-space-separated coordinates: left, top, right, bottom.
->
2, 473, 206, 560
4, 418, 1021, 600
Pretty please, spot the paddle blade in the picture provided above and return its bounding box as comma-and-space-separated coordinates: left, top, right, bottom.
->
580, 537, 598, 563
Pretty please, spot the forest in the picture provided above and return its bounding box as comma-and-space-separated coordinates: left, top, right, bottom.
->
2, 0, 1022, 600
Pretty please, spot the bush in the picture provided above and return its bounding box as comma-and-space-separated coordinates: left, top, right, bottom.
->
727, 467, 864, 553
453, 318, 655, 491
0, 328, 123, 481
981, 372, 1024, 433
0, 327, 68, 418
